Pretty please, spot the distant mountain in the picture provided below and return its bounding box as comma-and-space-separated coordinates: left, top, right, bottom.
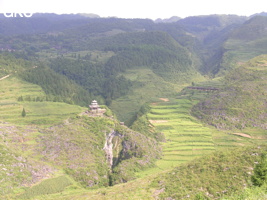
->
154, 16, 181, 23
175, 14, 247, 74
230, 15, 267, 40
78, 13, 101, 18
177, 14, 247, 31
250, 12, 267, 18
31, 13, 88, 20
216, 15, 267, 75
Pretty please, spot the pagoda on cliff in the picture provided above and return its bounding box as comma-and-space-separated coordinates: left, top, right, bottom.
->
89, 100, 100, 113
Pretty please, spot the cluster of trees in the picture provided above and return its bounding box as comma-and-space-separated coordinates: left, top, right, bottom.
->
18, 95, 76, 104
0, 52, 32, 75
49, 58, 132, 105
19, 66, 99, 106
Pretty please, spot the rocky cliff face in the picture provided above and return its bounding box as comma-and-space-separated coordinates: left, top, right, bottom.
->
192, 55, 267, 130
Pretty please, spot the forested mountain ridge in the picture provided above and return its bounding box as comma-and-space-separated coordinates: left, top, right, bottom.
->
1, 13, 267, 122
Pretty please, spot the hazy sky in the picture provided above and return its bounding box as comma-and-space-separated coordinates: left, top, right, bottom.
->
0, 0, 266, 19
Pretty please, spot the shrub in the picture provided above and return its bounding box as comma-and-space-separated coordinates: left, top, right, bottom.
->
251, 153, 267, 187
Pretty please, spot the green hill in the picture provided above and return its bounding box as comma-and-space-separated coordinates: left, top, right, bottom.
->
218, 16, 267, 75
193, 55, 267, 130
151, 145, 267, 200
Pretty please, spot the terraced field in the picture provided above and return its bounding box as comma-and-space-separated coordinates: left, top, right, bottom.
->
148, 98, 216, 169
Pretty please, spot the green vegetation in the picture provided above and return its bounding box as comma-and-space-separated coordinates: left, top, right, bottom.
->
251, 153, 267, 187
19, 65, 98, 106
49, 57, 131, 105
21, 108, 26, 117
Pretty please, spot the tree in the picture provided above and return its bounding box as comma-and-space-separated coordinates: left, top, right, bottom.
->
22, 108, 26, 117
18, 96, 24, 101
251, 153, 267, 186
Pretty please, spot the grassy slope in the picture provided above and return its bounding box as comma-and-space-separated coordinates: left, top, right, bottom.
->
152, 145, 267, 200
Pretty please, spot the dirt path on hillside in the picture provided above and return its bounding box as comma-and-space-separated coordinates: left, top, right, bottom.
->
0, 74, 10, 81
149, 120, 168, 124
232, 133, 252, 138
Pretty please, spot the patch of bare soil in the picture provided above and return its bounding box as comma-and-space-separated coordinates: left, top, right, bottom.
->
0, 74, 10, 81
232, 133, 252, 138
159, 98, 169, 102
149, 120, 168, 124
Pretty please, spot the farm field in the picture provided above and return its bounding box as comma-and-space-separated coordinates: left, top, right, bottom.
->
136, 80, 267, 177
0, 76, 86, 126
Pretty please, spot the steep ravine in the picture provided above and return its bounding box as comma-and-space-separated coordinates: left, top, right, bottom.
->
102, 125, 162, 185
